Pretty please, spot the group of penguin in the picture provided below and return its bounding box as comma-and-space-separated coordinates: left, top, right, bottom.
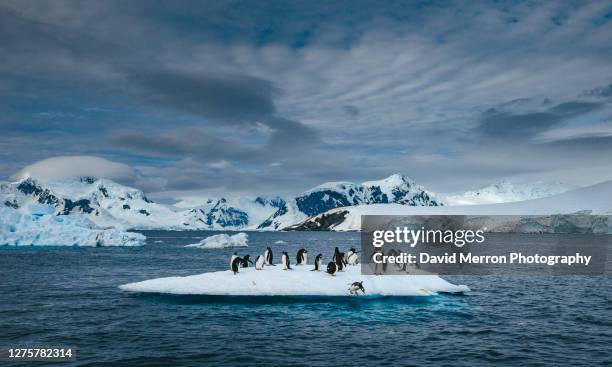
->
229, 246, 365, 294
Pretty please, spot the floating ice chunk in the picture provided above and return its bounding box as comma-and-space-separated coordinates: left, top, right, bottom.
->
186, 232, 248, 249
120, 265, 469, 296
0, 207, 145, 247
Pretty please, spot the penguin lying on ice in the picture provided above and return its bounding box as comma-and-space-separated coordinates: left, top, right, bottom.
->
326, 261, 337, 276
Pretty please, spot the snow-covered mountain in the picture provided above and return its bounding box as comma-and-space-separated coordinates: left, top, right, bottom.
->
0, 176, 282, 230
441, 180, 575, 205
257, 174, 443, 230
0, 173, 442, 231
287, 179, 612, 231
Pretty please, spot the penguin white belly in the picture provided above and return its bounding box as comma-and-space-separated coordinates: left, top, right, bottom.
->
302, 253, 308, 265
230, 255, 237, 270
282, 254, 288, 270
255, 256, 264, 270
348, 253, 359, 265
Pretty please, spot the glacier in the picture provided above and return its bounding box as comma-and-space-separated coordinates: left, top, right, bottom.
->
0, 205, 145, 247
186, 232, 248, 249
119, 263, 469, 296
441, 180, 575, 205
288, 179, 612, 231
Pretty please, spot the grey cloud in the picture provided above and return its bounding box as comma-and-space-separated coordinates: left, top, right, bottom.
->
126, 68, 279, 123
477, 100, 604, 139
478, 109, 560, 138
343, 105, 360, 117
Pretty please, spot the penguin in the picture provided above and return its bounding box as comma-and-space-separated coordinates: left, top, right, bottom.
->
347, 252, 359, 265
311, 253, 323, 271
264, 247, 274, 266
348, 281, 365, 295
326, 261, 337, 276
230, 252, 239, 269
332, 247, 341, 264
333, 247, 347, 270
296, 248, 308, 265
281, 251, 291, 270
335, 252, 345, 272
346, 247, 358, 262
255, 255, 265, 270
241, 254, 253, 268
231, 256, 242, 275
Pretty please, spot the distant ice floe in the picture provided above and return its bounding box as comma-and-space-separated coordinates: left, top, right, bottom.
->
186, 232, 248, 249
120, 265, 469, 297
0, 206, 145, 247
274, 240, 287, 244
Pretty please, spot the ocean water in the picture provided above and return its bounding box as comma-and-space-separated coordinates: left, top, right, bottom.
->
0, 231, 610, 366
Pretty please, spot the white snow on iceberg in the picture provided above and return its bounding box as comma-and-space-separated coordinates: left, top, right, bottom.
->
0, 206, 145, 247
186, 232, 248, 249
119, 265, 469, 296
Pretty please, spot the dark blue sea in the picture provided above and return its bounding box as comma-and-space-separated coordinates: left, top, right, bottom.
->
1, 231, 610, 366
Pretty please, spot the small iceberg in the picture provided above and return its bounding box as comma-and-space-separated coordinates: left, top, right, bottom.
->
0, 207, 145, 247
119, 265, 469, 297
186, 232, 248, 249
274, 240, 287, 244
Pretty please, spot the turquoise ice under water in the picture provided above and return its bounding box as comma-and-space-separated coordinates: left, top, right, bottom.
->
0, 231, 610, 366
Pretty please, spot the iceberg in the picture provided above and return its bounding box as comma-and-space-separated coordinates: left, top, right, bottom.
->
186, 232, 248, 249
0, 206, 145, 247
119, 264, 469, 296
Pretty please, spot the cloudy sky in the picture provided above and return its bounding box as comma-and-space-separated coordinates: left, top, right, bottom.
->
2, 0, 612, 199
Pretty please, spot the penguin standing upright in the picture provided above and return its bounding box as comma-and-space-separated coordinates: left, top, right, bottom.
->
335, 252, 345, 272
264, 247, 274, 266
332, 247, 341, 264
296, 248, 308, 265
241, 254, 253, 268
230, 252, 239, 269
281, 251, 291, 270
231, 256, 242, 275
311, 254, 323, 271
326, 261, 337, 276
347, 252, 359, 265
255, 255, 265, 270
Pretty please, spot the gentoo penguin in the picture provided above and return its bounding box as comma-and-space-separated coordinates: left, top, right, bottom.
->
347, 250, 359, 265
311, 254, 323, 271
348, 281, 365, 295
281, 251, 291, 270
231, 256, 242, 275
346, 248, 356, 261
241, 254, 253, 268
326, 261, 337, 276
230, 252, 239, 269
264, 247, 274, 266
296, 248, 308, 265
255, 255, 265, 270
